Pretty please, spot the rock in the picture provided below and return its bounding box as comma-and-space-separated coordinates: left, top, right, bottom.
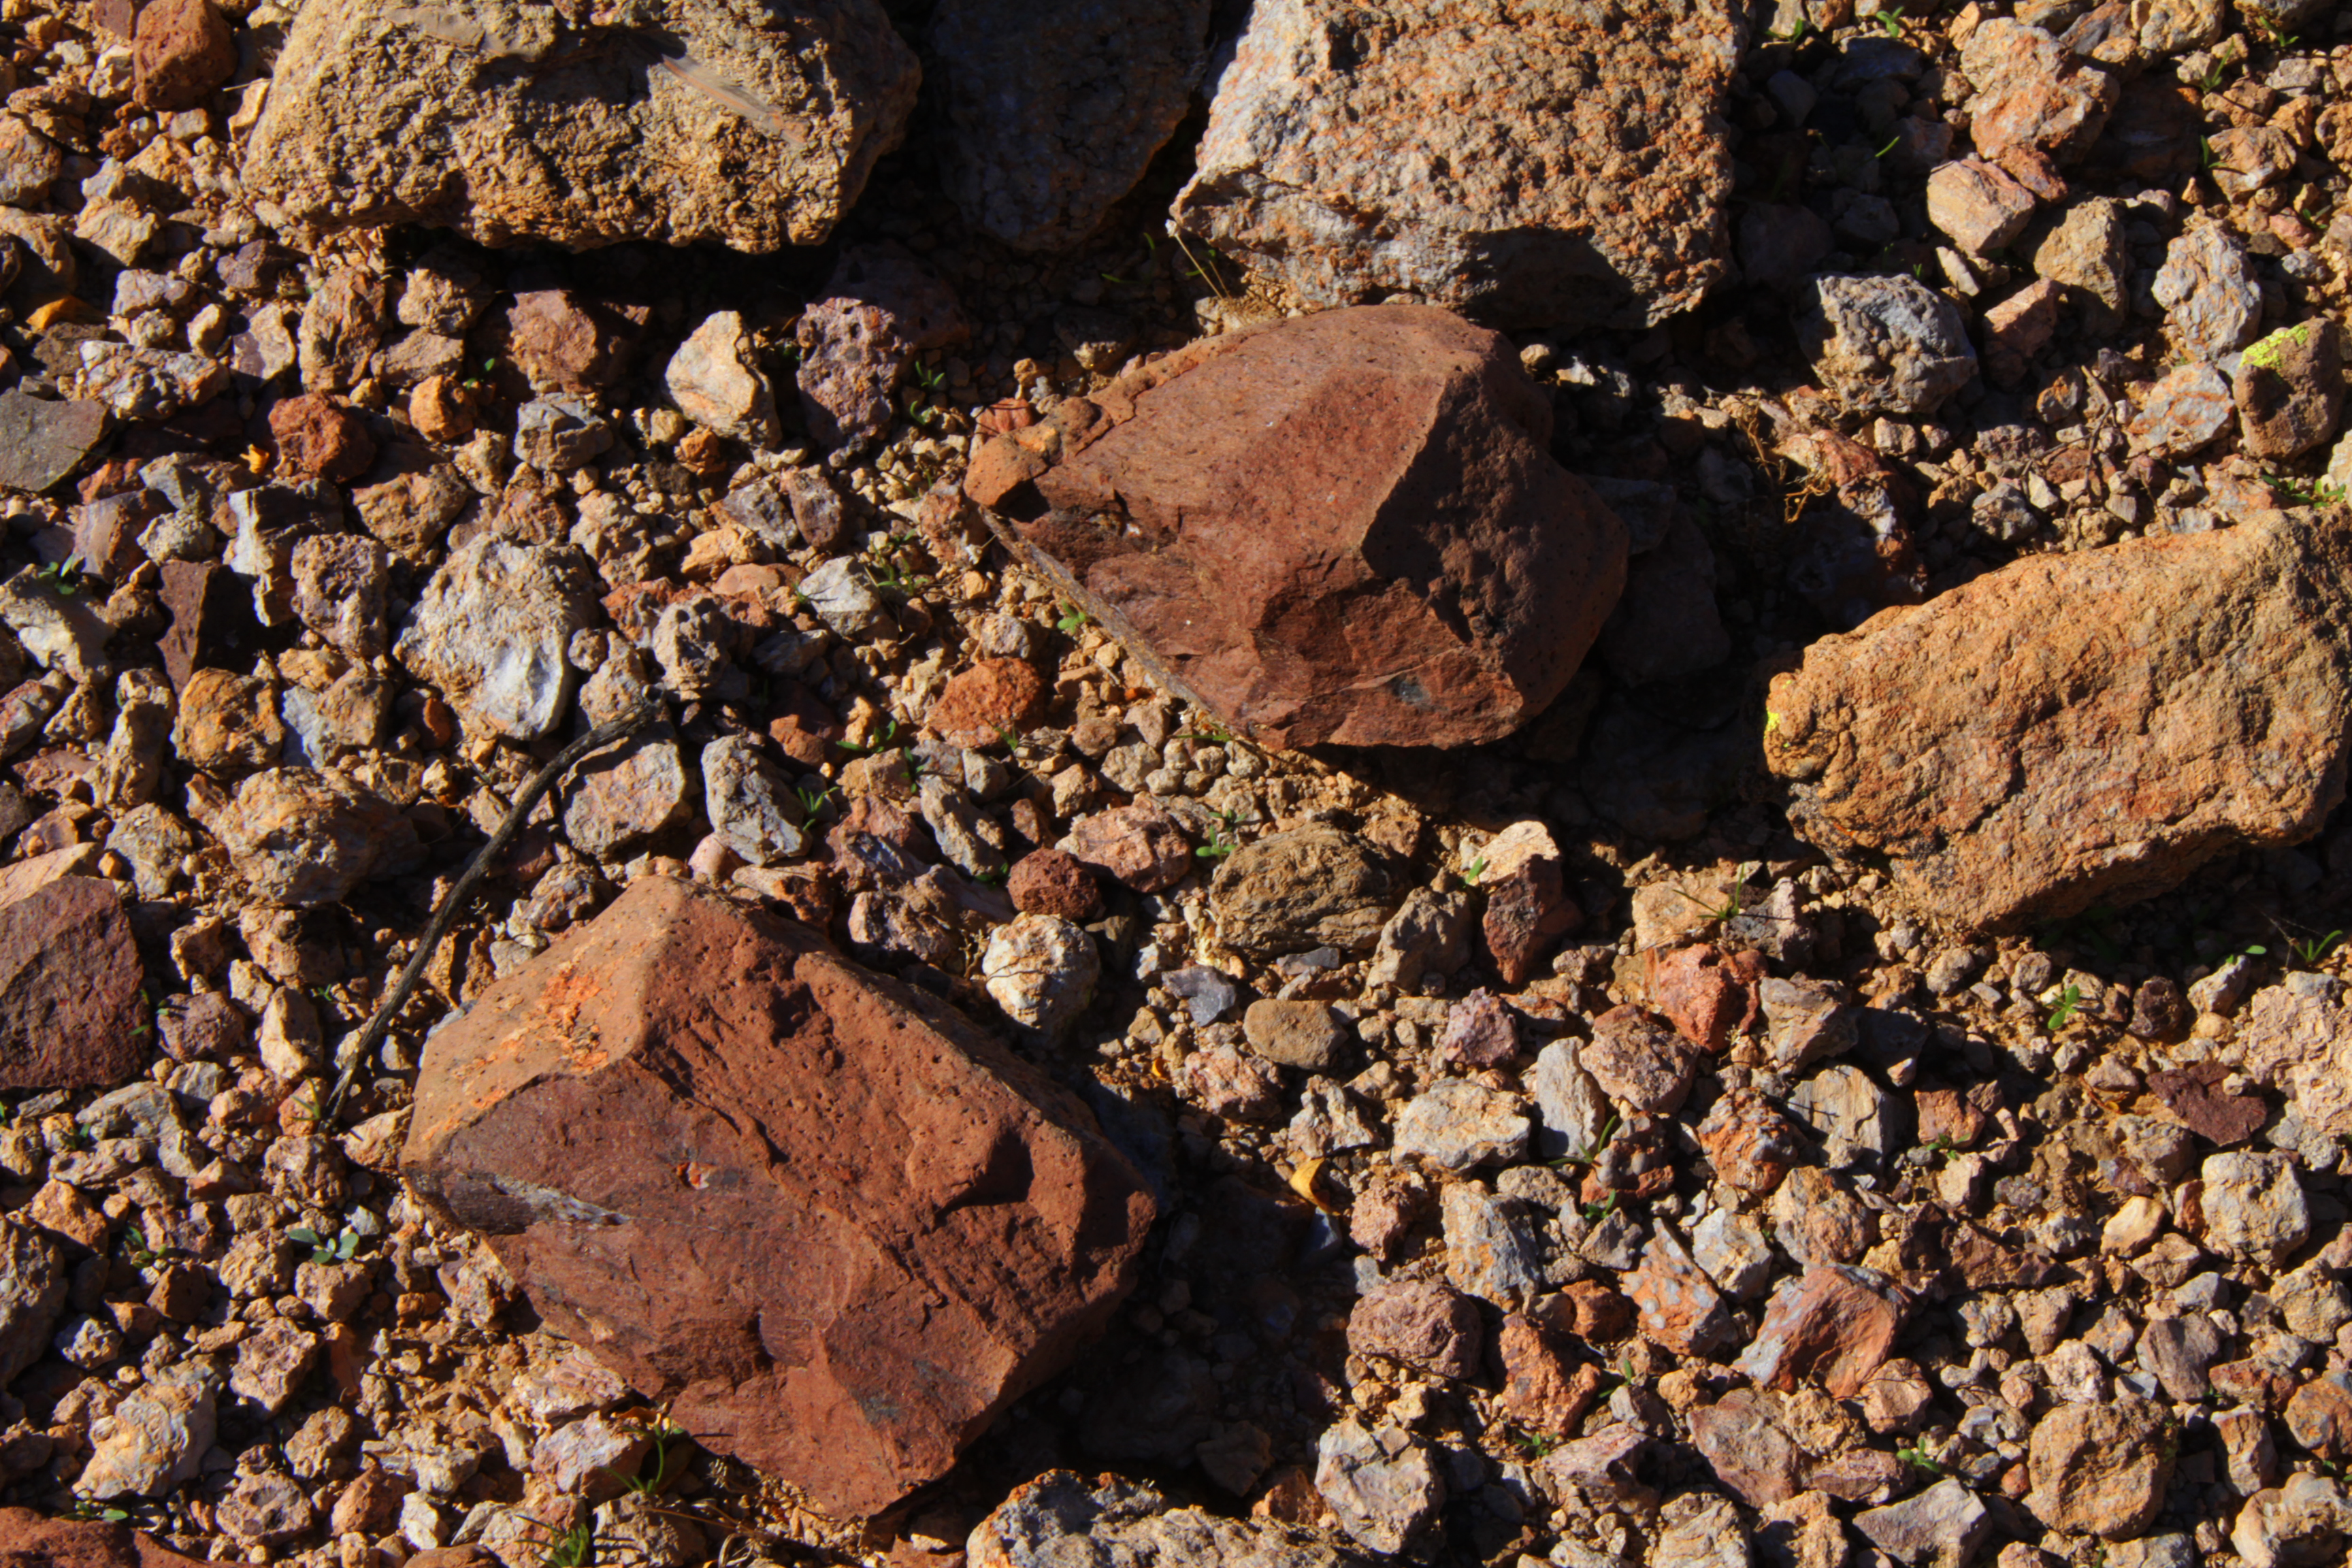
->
2237, 321, 2346, 461
1367, 885, 1474, 992
1065, 799, 1190, 893
2032, 197, 2129, 330
2127, 363, 2234, 457
1854, 1479, 1993, 1567
396, 537, 594, 742
78, 1360, 218, 1498
1313, 1418, 1445, 1555
133, 0, 234, 110
229, 1319, 321, 1416
210, 768, 415, 907
1441, 1183, 1544, 1311
1006, 849, 1098, 920
2201, 1150, 2310, 1263
0, 391, 109, 494
290, 535, 391, 659
980, 913, 1100, 1037
1597, 512, 1730, 687
1927, 158, 2038, 254
2132, 1312, 2219, 1403
215, 1473, 316, 1546
1169, 0, 1739, 329
1652, 1492, 1750, 1568
1581, 1006, 1696, 1114
513, 396, 614, 473
975, 306, 1627, 749
1626, 1222, 1733, 1354
564, 728, 689, 857
665, 311, 775, 446
267, 393, 374, 483
1961, 18, 2117, 165
926, 658, 1045, 748
1179, 1045, 1282, 1124
1741, 203, 1835, 290
1211, 826, 1395, 958
404, 879, 1150, 1519
246, 0, 917, 250
1689, 1388, 1810, 1507
0, 116, 65, 207
173, 670, 283, 773
0, 877, 146, 1092
0, 1509, 218, 1568
1759, 977, 1859, 1071
1735, 1265, 1907, 1399
1788, 1063, 1896, 1170
2234, 1475, 2352, 1568
1691, 1208, 1774, 1300
1477, 821, 1578, 984
0, 1217, 67, 1384
795, 244, 967, 450
1649, 944, 1761, 1054
1694, 1088, 1801, 1193
1436, 989, 1516, 1068
1767, 514, 2352, 928
75, 344, 228, 423
1244, 1000, 1348, 1072
1981, 280, 2065, 390
1348, 1280, 1480, 1379
700, 734, 804, 866
929, 0, 1209, 251
1393, 1081, 1529, 1173
2025, 1399, 2174, 1540
2154, 224, 2262, 361
967, 1471, 1364, 1568
1800, 274, 1978, 416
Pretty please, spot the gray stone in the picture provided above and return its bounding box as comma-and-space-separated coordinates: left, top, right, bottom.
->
702, 733, 806, 866
1853, 1478, 1993, 1567
1392, 1079, 1529, 1171
1440, 1183, 1544, 1311
1801, 273, 1978, 416
77, 1360, 219, 1498
0, 390, 108, 494
395, 536, 594, 741
2154, 224, 2262, 362
1314, 1418, 1446, 1556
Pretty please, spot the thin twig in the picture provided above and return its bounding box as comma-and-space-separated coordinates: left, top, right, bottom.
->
325, 700, 662, 1124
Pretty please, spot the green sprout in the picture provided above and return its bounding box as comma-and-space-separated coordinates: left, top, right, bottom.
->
1580, 1190, 1622, 1224
1550, 1112, 1622, 1171
1866, 4, 1904, 35
1895, 1439, 1944, 1477
121, 1228, 163, 1270
1767, 16, 1808, 41
2290, 930, 2345, 967
2044, 982, 2084, 1032
1055, 601, 1091, 636
286, 1225, 361, 1265
34, 559, 84, 599
540, 1521, 594, 1568
794, 782, 838, 821
1460, 856, 1490, 887
1195, 809, 1241, 860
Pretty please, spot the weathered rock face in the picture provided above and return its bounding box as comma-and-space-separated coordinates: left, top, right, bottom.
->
968, 306, 1627, 749
1170, 0, 1742, 330
928, 0, 1209, 252
0, 1508, 218, 1568
1767, 513, 2352, 928
402, 878, 1154, 1520
967, 1471, 1364, 1568
0, 877, 147, 1091
244, 0, 919, 250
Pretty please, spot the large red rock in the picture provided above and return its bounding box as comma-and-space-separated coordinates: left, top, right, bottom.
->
401, 877, 1154, 1520
0, 877, 147, 1090
1767, 512, 2352, 928
966, 305, 1627, 749
0, 1509, 216, 1568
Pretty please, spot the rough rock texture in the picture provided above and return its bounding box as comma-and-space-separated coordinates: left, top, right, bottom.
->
402, 878, 1154, 1518
1767, 512, 2352, 928
0, 391, 109, 494
968, 1470, 1362, 1567
796, 244, 968, 450
928, 0, 1210, 252
395, 537, 595, 742
970, 306, 1626, 749
1801, 274, 1979, 416
0, 1220, 67, 1384
0, 1509, 218, 1568
1211, 825, 1396, 957
243, 0, 919, 250
0, 876, 145, 1091
1169, 0, 1742, 329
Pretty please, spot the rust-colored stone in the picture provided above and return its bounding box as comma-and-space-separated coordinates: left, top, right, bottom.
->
0, 877, 147, 1091
133, 0, 234, 110
926, 658, 1045, 747
402, 878, 1154, 1519
1768, 514, 2352, 928
267, 393, 376, 483
0, 1508, 217, 1568
971, 306, 1627, 749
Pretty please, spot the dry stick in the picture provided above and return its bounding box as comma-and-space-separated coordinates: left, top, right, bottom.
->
324, 700, 661, 1124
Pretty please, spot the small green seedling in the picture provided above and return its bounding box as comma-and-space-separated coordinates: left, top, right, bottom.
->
121, 1228, 163, 1269
1580, 1190, 1622, 1225
67, 1501, 130, 1525
287, 1226, 361, 1265
540, 1521, 595, 1568
837, 719, 900, 757
1551, 1112, 1622, 1171
34, 559, 84, 599
1508, 1426, 1560, 1461
2044, 982, 2084, 1032
794, 782, 838, 821
1895, 1439, 1944, 1477
1867, 4, 1904, 35
2291, 930, 2345, 967
1460, 855, 1489, 887
1055, 601, 1091, 636
1768, 16, 1809, 42
1195, 810, 1241, 860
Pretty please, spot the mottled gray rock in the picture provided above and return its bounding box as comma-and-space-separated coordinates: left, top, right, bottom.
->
2154, 224, 2262, 362
395, 536, 594, 741
929, 0, 1209, 252
981, 913, 1099, 1036
78, 1360, 219, 1498
702, 734, 805, 866
1392, 1079, 1529, 1171
0, 389, 108, 494
1853, 1478, 1992, 1567
1314, 1418, 1446, 1556
968, 1469, 1365, 1567
1439, 1183, 1544, 1311
1801, 274, 1978, 415
0, 1215, 67, 1386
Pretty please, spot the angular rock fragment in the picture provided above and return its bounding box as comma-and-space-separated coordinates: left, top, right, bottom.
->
796, 244, 966, 451
404, 879, 1153, 1518
1211, 825, 1395, 957
970, 306, 1627, 749
929, 0, 1209, 252
1801, 274, 1978, 416
1171, 0, 1741, 329
244, 0, 918, 250
396, 537, 594, 742
967, 1471, 1363, 1568
0, 391, 108, 494
0, 877, 146, 1091
1768, 514, 2352, 927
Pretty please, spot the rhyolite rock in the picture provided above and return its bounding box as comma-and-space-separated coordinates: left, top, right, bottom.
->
928, 0, 1210, 252
967, 305, 1627, 749
243, 0, 918, 250
1767, 512, 2352, 928
1170, 0, 1741, 329
967, 1471, 1364, 1568
0, 391, 108, 495
402, 878, 1153, 1519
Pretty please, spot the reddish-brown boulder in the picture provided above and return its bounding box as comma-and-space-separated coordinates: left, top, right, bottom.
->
133, 0, 235, 111
926, 657, 1045, 748
0, 1509, 216, 1568
1767, 513, 2352, 928
1007, 847, 1100, 919
0, 877, 147, 1090
402, 878, 1154, 1520
966, 306, 1627, 749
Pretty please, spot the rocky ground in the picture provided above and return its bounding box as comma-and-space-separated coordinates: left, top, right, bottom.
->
7, 0, 2352, 1567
